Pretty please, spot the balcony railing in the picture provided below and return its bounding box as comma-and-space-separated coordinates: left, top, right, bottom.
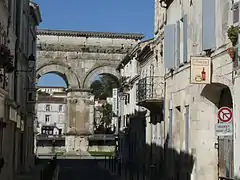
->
88, 134, 117, 141
136, 76, 164, 104
36, 134, 65, 140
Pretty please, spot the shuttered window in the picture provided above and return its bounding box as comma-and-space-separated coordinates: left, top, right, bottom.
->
176, 21, 181, 67
164, 24, 175, 69
183, 15, 188, 63
233, 2, 239, 25
202, 0, 216, 51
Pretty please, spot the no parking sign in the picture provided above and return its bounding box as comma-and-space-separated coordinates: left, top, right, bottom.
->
217, 107, 232, 123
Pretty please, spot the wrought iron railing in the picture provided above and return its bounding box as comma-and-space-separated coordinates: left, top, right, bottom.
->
136, 76, 164, 103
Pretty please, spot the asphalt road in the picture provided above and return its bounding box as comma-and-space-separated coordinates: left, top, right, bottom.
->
55, 158, 118, 180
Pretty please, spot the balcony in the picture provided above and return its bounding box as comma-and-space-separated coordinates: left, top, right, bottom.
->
136, 76, 164, 112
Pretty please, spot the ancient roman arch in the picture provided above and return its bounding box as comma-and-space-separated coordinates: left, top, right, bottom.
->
36, 29, 143, 151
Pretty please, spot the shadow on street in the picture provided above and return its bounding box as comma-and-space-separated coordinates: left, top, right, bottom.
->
38, 157, 118, 180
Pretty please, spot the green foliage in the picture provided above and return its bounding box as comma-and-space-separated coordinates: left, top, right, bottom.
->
90, 80, 104, 99
227, 25, 239, 46
90, 75, 119, 99
94, 103, 114, 134
101, 103, 112, 128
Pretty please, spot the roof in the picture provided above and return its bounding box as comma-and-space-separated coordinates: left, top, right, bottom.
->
37, 29, 144, 40
116, 38, 154, 70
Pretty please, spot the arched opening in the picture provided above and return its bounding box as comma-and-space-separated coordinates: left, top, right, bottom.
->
90, 73, 119, 136
83, 65, 120, 88
36, 63, 81, 88
90, 74, 119, 100
35, 72, 68, 154
37, 72, 67, 87
201, 83, 233, 178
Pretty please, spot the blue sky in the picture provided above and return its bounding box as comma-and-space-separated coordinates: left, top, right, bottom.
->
36, 0, 154, 87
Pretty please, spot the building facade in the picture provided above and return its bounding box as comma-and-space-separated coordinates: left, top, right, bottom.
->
116, 35, 165, 180
159, 0, 236, 179
0, 0, 41, 179
35, 87, 67, 155
36, 87, 67, 136
116, 0, 240, 180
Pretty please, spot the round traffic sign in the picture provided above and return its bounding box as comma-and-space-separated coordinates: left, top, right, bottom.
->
217, 107, 232, 123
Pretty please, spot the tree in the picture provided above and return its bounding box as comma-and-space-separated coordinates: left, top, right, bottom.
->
90, 75, 119, 100
101, 103, 112, 128
94, 103, 114, 134
90, 79, 104, 99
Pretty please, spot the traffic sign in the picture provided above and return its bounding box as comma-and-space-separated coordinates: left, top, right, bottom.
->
215, 123, 233, 136
217, 107, 232, 123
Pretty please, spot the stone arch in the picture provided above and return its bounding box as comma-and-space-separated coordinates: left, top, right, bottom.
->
36, 63, 81, 88
200, 83, 232, 108
82, 65, 120, 88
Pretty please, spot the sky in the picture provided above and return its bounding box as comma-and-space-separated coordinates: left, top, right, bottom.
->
36, 0, 154, 87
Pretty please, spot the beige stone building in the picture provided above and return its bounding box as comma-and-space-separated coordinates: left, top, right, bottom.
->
158, 0, 236, 179
35, 87, 67, 156
0, 0, 41, 179
115, 0, 240, 180
116, 35, 165, 179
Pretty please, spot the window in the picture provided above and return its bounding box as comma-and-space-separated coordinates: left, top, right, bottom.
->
49, 130, 53, 135
36, 121, 39, 128
45, 115, 50, 122
46, 105, 50, 111
202, 0, 216, 51
59, 129, 62, 135
124, 94, 130, 105
233, 2, 239, 25
164, 24, 175, 69
41, 126, 54, 135
59, 105, 63, 112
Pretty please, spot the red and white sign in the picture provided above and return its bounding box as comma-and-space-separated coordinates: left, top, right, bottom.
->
217, 107, 232, 123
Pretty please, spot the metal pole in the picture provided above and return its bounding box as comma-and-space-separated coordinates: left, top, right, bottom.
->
105, 155, 106, 168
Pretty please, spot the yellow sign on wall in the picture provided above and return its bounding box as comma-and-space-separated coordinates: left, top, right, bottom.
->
190, 56, 211, 84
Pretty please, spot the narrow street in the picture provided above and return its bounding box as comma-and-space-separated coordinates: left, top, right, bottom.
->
40, 158, 118, 180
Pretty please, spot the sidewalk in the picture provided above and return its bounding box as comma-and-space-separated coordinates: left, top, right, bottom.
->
15, 164, 44, 180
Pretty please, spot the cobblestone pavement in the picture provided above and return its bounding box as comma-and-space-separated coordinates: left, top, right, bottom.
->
15, 164, 44, 180
56, 158, 118, 180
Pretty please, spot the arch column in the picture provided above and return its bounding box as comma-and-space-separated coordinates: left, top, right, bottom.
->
65, 89, 94, 152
